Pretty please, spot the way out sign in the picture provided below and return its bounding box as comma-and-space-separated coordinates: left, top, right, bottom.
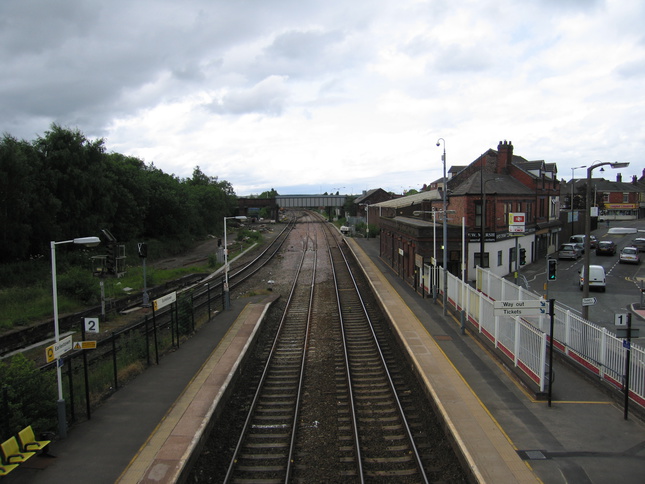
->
494, 299, 547, 316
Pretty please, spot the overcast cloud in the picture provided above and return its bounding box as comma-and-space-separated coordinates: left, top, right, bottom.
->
2, 0, 644, 195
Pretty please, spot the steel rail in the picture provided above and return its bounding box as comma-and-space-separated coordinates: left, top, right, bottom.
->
223, 220, 315, 483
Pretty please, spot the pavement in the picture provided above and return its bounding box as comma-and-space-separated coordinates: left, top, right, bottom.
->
5, 235, 645, 483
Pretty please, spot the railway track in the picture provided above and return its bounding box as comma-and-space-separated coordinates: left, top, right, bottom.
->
208, 214, 448, 483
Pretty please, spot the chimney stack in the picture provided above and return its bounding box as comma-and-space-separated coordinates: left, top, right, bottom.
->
496, 140, 513, 173
616, 173, 622, 183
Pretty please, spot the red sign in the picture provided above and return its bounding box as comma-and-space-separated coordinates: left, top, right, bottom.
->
509, 213, 526, 225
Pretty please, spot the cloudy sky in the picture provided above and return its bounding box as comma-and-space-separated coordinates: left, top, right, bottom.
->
2, 0, 644, 195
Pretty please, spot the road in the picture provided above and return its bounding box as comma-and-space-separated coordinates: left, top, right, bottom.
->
518, 220, 645, 333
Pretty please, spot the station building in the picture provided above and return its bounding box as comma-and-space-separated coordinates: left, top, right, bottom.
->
372, 141, 562, 286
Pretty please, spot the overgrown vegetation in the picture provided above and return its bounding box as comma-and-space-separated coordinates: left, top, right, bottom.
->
0, 123, 249, 331
0, 354, 57, 438
0, 124, 238, 263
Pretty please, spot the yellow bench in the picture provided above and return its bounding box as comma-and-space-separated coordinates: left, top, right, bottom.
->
1, 436, 35, 466
0, 463, 19, 476
18, 426, 51, 454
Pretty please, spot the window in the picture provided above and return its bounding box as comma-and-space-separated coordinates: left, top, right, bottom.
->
603, 192, 609, 203
503, 202, 512, 219
623, 192, 629, 203
475, 201, 482, 227
497, 250, 503, 266
474, 252, 490, 268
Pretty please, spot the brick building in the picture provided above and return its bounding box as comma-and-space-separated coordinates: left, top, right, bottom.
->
375, 141, 561, 285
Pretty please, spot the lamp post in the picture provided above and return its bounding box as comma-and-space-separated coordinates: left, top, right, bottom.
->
223, 216, 247, 310
480, 176, 502, 268
582, 161, 629, 319
436, 138, 448, 315
51, 236, 101, 438
359, 203, 370, 238
570, 165, 586, 236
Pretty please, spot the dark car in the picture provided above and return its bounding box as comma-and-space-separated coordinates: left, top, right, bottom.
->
595, 240, 616, 256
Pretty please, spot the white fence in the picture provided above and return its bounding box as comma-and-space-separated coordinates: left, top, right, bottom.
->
429, 266, 550, 392
424, 263, 645, 407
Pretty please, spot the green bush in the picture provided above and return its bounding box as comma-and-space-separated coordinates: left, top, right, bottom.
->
57, 266, 99, 304
0, 354, 57, 437
237, 229, 262, 244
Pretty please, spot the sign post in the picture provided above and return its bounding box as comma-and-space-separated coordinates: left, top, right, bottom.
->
508, 213, 525, 284
623, 312, 632, 420
548, 299, 555, 407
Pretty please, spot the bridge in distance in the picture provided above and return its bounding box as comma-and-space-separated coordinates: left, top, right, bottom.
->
237, 194, 347, 219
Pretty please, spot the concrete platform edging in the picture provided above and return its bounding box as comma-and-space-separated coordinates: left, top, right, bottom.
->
116, 295, 279, 484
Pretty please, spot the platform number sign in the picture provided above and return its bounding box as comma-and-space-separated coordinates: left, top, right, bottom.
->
84, 317, 100, 334
615, 313, 628, 327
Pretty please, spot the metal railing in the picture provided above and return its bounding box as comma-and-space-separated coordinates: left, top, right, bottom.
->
467, 265, 645, 408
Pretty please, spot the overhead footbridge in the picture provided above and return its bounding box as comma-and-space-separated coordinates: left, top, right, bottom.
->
275, 194, 346, 208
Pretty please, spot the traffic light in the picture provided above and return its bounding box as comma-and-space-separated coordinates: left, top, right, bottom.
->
137, 242, 148, 258
519, 248, 526, 265
547, 259, 557, 280
106, 243, 116, 274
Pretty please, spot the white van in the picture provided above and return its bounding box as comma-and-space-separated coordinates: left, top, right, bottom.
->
579, 265, 606, 292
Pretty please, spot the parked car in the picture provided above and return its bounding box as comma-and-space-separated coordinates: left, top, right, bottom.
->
570, 234, 598, 249
595, 240, 616, 256
631, 238, 645, 252
558, 243, 582, 260
619, 246, 640, 264
579, 265, 606, 292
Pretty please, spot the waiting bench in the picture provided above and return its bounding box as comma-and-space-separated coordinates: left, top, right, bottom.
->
18, 426, 51, 454
0, 426, 51, 476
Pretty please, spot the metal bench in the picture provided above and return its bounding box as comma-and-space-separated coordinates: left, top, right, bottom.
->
0, 463, 19, 476
17, 426, 51, 454
1, 436, 35, 467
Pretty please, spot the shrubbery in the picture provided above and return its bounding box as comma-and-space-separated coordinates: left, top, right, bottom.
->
0, 354, 57, 437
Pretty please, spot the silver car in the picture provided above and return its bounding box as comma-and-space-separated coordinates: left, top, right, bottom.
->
619, 246, 640, 264
558, 243, 582, 260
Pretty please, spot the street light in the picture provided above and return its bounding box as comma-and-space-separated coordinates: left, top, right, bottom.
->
480, 176, 502, 268
51, 236, 101, 438
570, 165, 586, 236
582, 161, 629, 319
223, 216, 247, 310
359, 203, 370, 238
436, 138, 448, 315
